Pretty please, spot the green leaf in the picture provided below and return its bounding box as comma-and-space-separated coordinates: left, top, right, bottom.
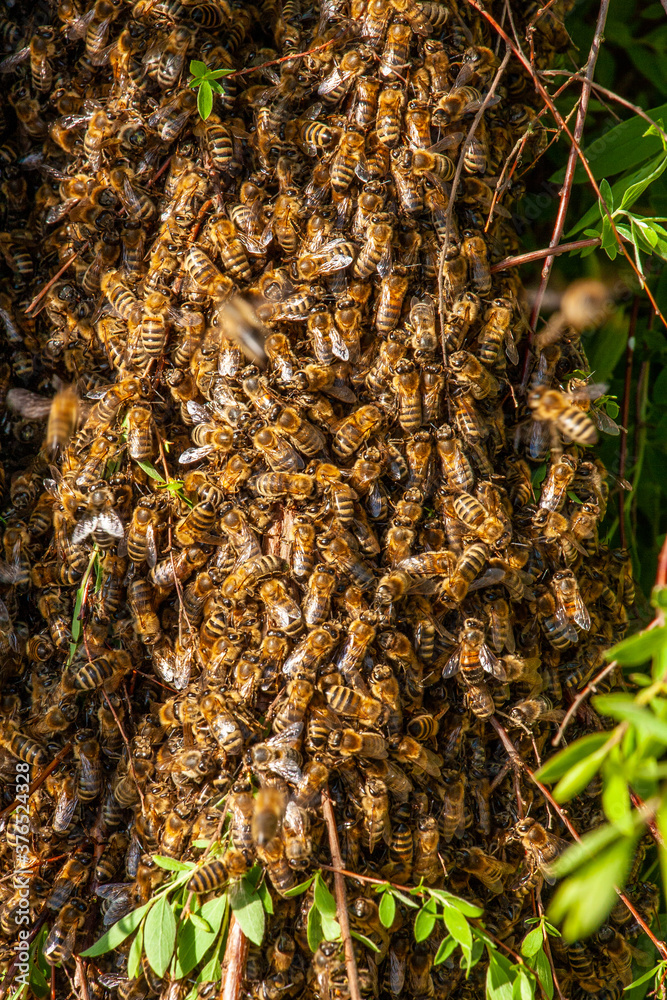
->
230, 879, 265, 947
427, 889, 483, 917
486, 951, 514, 1000
594, 695, 667, 744
307, 903, 323, 953
599, 178, 615, 211
657, 801, 667, 913
200, 894, 228, 937
533, 948, 554, 1000
144, 893, 177, 977
189, 913, 213, 933
314, 873, 337, 918
282, 877, 314, 898
379, 891, 396, 929
521, 926, 544, 959
153, 856, 194, 872
549, 837, 637, 940
127, 924, 144, 980
173, 897, 225, 978
620, 153, 667, 210
605, 626, 667, 665
552, 743, 612, 802
135, 459, 166, 483
208, 68, 234, 78
81, 900, 153, 956
256, 880, 273, 914
442, 904, 472, 959
434, 936, 458, 966
190, 59, 208, 77
320, 913, 341, 941
624, 964, 662, 990
535, 733, 612, 783
350, 930, 381, 953
414, 900, 437, 942
600, 216, 618, 259
552, 105, 667, 184
513, 969, 535, 1000
197, 80, 213, 120
601, 763, 632, 830
549, 822, 619, 879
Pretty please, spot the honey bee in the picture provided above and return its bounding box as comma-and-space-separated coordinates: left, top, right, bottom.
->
551, 568, 591, 632
443, 618, 507, 690
333, 405, 384, 458
527, 386, 600, 456
318, 48, 371, 104
248, 723, 303, 784
44, 899, 87, 965
325, 685, 386, 727
509, 817, 568, 886
459, 847, 515, 894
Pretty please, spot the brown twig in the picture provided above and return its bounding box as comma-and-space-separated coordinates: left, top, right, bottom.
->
630, 791, 666, 849
321, 788, 361, 1000
24, 243, 90, 315
220, 912, 248, 1000
656, 532, 667, 589
619, 296, 639, 548
490, 237, 601, 273
552, 660, 618, 746
438, 47, 511, 355
74, 956, 91, 1000
529, 0, 610, 331
223, 34, 343, 80
0, 742, 73, 821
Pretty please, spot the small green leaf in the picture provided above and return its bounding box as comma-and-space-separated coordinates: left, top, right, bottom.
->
314, 873, 337, 918
594, 695, 667, 745
307, 903, 323, 952
320, 913, 341, 941
81, 900, 153, 956
521, 926, 544, 959
620, 152, 667, 210
513, 969, 536, 1000
144, 893, 176, 977
601, 764, 632, 830
350, 930, 381, 953
230, 879, 265, 947
549, 822, 618, 879
153, 856, 194, 872
127, 924, 144, 980
624, 964, 662, 990
442, 904, 472, 959
427, 889, 483, 917
197, 80, 213, 120
414, 900, 437, 942
533, 948, 554, 1000
605, 626, 667, 665
190, 59, 208, 77
535, 732, 611, 783
282, 877, 314, 898
549, 837, 637, 940
434, 936, 458, 965
135, 459, 166, 483
189, 913, 213, 933
256, 880, 273, 914
208, 68, 234, 78
379, 891, 396, 929
600, 177, 615, 212
486, 951, 514, 1000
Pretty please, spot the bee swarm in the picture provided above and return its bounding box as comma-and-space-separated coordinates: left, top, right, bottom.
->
0, 0, 645, 997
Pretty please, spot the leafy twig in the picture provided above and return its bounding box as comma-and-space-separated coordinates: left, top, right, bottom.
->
321, 789, 361, 1000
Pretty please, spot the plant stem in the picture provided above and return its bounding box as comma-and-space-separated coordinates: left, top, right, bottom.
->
321, 788, 361, 1000
220, 913, 248, 1000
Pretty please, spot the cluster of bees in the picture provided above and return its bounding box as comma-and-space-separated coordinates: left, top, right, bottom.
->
0, 0, 651, 997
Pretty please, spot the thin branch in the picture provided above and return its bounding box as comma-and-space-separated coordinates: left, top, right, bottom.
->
529, 0, 610, 331
438, 47, 511, 356
223, 33, 343, 80
220, 913, 248, 1000
101, 689, 146, 812
552, 660, 618, 746
24, 243, 90, 315
74, 957, 91, 1000
321, 788, 361, 1000
490, 237, 601, 273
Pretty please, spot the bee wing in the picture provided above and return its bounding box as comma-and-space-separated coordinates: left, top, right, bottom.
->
6, 389, 53, 420
388, 946, 407, 995
480, 643, 507, 681
71, 517, 96, 545
329, 324, 350, 362
324, 380, 357, 403
367, 482, 384, 520
0, 560, 19, 584
0, 47, 30, 73
118, 175, 143, 217
65, 6, 98, 39
145, 522, 158, 568
317, 66, 345, 96
441, 648, 461, 679
186, 400, 213, 424
567, 381, 608, 403
53, 786, 79, 833
590, 406, 621, 436
97, 511, 125, 538
178, 445, 215, 465
172, 643, 193, 690
376, 245, 393, 279
466, 567, 506, 592
420, 747, 444, 777
270, 757, 304, 784
553, 604, 581, 640
266, 722, 304, 747
428, 131, 464, 154
504, 329, 519, 366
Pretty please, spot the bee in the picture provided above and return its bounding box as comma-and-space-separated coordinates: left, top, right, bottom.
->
551, 568, 591, 631
527, 385, 599, 455
71, 487, 124, 548
379, 22, 411, 78
156, 25, 192, 88
375, 272, 409, 337
510, 817, 568, 886
508, 695, 564, 730
443, 618, 507, 690
325, 685, 386, 726
127, 578, 162, 644
330, 130, 367, 194
0, 722, 48, 767
353, 75, 381, 128
127, 503, 159, 568
459, 847, 515, 894
47, 847, 94, 910
257, 833, 297, 896
44, 899, 87, 965
148, 88, 197, 142
392, 361, 422, 432
478, 298, 518, 366
73, 732, 103, 801
318, 48, 371, 104
188, 858, 228, 894
302, 565, 336, 626
482, 588, 515, 653
247, 723, 303, 784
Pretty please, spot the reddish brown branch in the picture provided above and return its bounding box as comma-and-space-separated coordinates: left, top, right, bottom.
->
24, 244, 90, 315
0, 741, 73, 820
490, 237, 601, 273
529, 0, 610, 331
321, 788, 361, 1000
220, 913, 248, 1000
552, 660, 618, 746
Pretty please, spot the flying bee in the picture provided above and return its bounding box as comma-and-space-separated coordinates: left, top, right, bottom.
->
527, 385, 600, 456
509, 817, 568, 886
7, 384, 79, 455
